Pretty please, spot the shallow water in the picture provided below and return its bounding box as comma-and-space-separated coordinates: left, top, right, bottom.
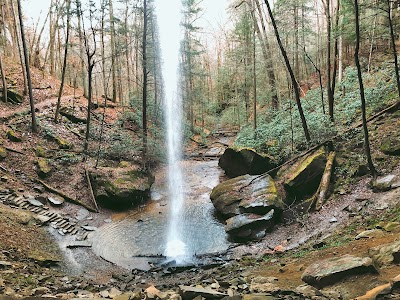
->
91, 160, 230, 270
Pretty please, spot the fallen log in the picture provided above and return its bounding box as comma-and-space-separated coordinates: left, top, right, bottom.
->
84, 167, 99, 212
36, 179, 97, 213
308, 151, 336, 211
4, 146, 25, 155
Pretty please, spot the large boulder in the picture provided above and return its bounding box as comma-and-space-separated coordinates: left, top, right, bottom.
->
89, 164, 154, 209
225, 210, 275, 240
278, 147, 327, 199
219, 147, 275, 178
301, 254, 377, 288
36, 158, 52, 178
210, 174, 284, 240
380, 135, 400, 155
210, 174, 284, 218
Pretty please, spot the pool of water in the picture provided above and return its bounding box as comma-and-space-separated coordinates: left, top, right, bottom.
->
91, 160, 230, 270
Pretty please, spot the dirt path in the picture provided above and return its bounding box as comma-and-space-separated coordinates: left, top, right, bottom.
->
0, 94, 80, 119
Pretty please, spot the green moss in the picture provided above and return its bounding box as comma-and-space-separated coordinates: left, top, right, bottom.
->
0, 147, 7, 160
55, 137, 72, 149
286, 147, 326, 184
118, 161, 131, 168
35, 146, 47, 158
6, 130, 22, 142
380, 136, 400, 155
36, 158, 52, 178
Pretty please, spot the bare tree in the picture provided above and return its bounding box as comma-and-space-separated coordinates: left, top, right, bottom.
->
54, 0, 71, 122
354, 0, 377, 178
17, 0, 37, 132
263, 0, 311, 142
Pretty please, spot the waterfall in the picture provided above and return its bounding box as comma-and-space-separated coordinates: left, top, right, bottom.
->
155, 0, 188, 263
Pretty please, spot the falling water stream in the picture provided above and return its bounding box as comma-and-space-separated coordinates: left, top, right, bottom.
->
156, 0, 188, 263
87, 1, 230, 271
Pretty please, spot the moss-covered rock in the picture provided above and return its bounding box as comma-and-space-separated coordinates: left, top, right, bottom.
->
380, 136, 400, 155
278, 147, 327, 199
210, 174, 284, 218
6, 130, 22, 142
0, 147, 7, 160
55, 137, 72, 149
36, 158, 52, 178
35, 146, 47, 158
2, 89, 23, 104
218, 147, 276, 178
89, 163, 155, 209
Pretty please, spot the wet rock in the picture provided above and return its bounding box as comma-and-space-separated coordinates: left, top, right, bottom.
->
301, 254, 377, 288
6, 130, 22, 142
89, 164, 155, 209
225, 210, 275, 240
355, 282, 392, 300
218, 147, 276, 178
278, 146, 327, 199
36, 158, 52, 178
0, 147, 7, 160
380, 135, 400, 155
250, 276, 280, 293
210, 174, 284, 218
372, 174, 397, 192
66, 241, 92, 248
355, 229, 385, 240
179, 285, 227, 299
369, 240, 400, 266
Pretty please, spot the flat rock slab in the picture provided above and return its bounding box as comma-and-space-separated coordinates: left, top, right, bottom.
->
28, 198, 44, 207
66, 241, 92, 248
179, 285, 227, 299
301, 254, 377, 288
47, 196, 64, 206
369, 240, 400, 266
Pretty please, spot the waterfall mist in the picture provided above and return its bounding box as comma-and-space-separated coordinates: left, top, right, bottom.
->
155, 0, 188, 263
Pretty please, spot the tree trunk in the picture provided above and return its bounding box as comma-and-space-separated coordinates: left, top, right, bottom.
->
17, 0, 37, 132
324, 0, 334, 122
263, 0, 311, 142
109, 0, 117, 103
0, 54, 7, 103
10, 0, 27, 95
54, 0, 71, 123
387, 0, 400, 100
142, 0, 148, 165
354, 0, 377, 179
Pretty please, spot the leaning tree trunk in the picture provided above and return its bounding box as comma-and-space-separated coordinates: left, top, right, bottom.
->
0, 53, 7, 103
54, 0, 71, 123
17, 0, 37, 133
263, 0, 311, 142
109, 0, 117, 103
354, 0, 377, 179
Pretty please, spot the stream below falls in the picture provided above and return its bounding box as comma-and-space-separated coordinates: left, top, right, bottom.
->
90, 159, 230, 271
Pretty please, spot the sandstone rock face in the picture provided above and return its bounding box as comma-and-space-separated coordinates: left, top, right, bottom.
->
89, 163, 154, 209
210, 174, 284, 217
219, 147, 275, 178
210, 174, 284, 240
301, 254, 377, 288
279, 147, 327, 199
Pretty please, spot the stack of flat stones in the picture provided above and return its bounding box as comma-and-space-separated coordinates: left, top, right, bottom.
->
0, 188, 90, 241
